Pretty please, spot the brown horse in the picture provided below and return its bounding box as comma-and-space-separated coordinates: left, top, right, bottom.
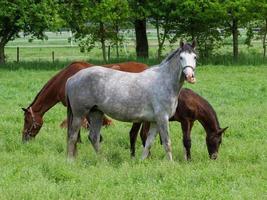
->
129, 88, 228, 160
22, 61, 148, 141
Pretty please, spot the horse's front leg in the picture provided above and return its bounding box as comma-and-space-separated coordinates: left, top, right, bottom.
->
141, 122, 158, 160
181, 120, 193, 161
86, 110, 104, 153
157, 116, 173, 161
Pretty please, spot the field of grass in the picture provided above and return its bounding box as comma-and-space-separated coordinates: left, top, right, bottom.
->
0, 61, 266, 199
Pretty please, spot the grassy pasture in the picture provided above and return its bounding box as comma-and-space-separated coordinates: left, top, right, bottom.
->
0, 62, 266, 199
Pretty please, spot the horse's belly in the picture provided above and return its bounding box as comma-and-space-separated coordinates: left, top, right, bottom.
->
98, 103, 154, 122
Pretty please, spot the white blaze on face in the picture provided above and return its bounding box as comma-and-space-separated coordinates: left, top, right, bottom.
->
180, 51, 197, 83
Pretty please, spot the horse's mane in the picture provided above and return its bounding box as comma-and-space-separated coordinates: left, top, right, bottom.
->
202, 98, 220, 127
161, 48, 181, 64
161, 43, 196, 64
196, 92, 221, 128
27, 61, 84, 108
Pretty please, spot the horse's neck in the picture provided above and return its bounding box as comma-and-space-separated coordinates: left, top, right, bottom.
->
159, 58, 183, 93
197, 104, 220, 135
29, 87, 59, 117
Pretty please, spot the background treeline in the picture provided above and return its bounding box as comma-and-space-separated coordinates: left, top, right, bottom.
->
0, 0, 267, 64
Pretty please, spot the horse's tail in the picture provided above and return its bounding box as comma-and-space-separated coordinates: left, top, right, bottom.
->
66, 92, 73, 135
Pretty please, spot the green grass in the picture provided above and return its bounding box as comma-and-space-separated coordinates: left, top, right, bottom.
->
0, 63, 266, 199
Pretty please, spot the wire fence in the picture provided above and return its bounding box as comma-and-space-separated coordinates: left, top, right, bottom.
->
4, 30, 179, 62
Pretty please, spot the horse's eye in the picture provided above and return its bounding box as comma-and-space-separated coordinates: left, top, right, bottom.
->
194, 56, 197, 60
180, 57, 183, 60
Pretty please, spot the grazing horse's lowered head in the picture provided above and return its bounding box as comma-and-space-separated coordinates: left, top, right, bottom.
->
206, 127, 228, 159
21, 107, 43, 142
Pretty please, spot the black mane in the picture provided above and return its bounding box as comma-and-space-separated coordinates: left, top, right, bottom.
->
162, 43, 196, 64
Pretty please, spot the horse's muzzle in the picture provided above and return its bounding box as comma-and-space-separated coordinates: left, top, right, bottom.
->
183, 66, 196, 84
22, 134, 34, 143
186, 74, 196, 84
210, 153, 218, 160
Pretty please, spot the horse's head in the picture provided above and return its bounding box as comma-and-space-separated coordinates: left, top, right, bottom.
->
179, 41, 197, 84
206, 127, 228, 159
21, 107, 43, 142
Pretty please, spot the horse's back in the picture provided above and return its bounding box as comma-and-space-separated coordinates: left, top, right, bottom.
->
56, 61, 93, 104
171, 88, 215, 121
103, 61, 148, 72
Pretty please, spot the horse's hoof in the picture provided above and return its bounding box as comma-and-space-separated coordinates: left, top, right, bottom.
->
186, 157, 191, 162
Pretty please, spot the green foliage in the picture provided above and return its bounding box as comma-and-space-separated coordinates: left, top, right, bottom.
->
1, 0, 266, 62
0, 0, 60, 42
128, 0, 149, 20
175, 0, 224, 58
61, 0, 131, 60
0, 0, 60, 63
146, 0, 178, 58
244, 24, 254, 47
246, 0, 267, 56
220, 0, 254, 59
0, 65, 266, 199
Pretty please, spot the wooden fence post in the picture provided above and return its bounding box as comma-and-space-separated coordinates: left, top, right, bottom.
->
52, 51, 55, 63
17, 47, 19, 62
108, 45, 110, 61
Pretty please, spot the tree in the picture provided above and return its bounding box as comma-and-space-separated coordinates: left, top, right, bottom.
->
220, 0, 252, 60
129, 0, 149, 58
0, 0, 59, 64
173, 0, 224, 59
146, 0, 178, 59
61, 0, 131, 63
248, 0, 267, 57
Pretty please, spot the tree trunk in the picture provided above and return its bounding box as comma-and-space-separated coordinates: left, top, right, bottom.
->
263, 19, 267, 58
100, 22, 107, 63
155, 19, 166, 59
0, 44, 5, 64
115, 24, 119, 58
155, 19, 161, 59
232, 18, 239, 60
134, 19, 149, 58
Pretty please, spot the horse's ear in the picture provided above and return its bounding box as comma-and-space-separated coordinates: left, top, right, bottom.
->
191, 40, 196, 49
21, 108, 28, 112
180, 40, 184, 48
218, 127, 228, 135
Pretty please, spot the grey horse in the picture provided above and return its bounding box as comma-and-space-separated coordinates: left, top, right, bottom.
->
65, 41, 197, 160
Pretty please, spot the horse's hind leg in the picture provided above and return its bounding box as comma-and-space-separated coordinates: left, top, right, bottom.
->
86, 110, 104, 153
129, 123, 142, 157
157, 117, 173, 161
142, 122, 158, 160
140, 122, 150, 147
67, 116, 82, 159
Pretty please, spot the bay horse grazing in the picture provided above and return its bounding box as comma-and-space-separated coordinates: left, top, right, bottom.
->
22, 61, 147, 141
66, 41, 197, 160
129, 88, 228, 160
